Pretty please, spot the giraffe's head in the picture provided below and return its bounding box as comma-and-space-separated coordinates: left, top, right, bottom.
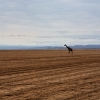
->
64, 44, 67, 46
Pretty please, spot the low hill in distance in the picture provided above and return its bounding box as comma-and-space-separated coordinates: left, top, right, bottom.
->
0, 45, 100, 50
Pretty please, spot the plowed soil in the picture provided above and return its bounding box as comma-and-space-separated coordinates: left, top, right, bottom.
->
0, 50, 100, 100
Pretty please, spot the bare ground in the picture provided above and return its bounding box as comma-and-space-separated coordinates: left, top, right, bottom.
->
0, 50, 100, 100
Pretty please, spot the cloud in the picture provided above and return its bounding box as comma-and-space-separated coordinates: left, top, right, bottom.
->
9, 35, 26, 37
0, 0, 100, 46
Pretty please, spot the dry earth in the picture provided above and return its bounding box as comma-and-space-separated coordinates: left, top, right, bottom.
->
0, 50, 100, 100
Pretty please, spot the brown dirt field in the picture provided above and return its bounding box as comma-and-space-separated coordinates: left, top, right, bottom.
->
0, 50, 100, 100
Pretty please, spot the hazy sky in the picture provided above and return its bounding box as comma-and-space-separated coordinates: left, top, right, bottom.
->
0, 0, 100, 46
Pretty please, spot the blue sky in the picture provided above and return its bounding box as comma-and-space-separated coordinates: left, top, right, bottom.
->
0, 0, 100, 46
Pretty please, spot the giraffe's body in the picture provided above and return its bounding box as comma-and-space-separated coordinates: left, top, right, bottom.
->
64, 44, 73, 54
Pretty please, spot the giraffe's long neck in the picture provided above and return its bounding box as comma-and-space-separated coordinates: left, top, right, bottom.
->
66, 46, 71, 50
66, 45, 68, 48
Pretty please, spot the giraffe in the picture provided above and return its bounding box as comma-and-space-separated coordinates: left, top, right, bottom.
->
64, 44, 73, 54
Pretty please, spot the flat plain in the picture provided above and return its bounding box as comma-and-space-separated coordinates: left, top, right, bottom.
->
0, 50, 100, 100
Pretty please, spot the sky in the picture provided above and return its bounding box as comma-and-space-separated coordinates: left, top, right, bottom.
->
0, 0, 100, 46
